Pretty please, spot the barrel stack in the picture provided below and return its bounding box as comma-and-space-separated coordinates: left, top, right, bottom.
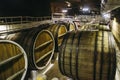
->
4, 26, 55, 70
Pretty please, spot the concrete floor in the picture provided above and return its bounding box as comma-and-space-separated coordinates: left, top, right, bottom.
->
45, 60, 70, 80
30, 59, 119, 80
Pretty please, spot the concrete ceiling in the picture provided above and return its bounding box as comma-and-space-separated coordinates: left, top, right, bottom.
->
101, 0, 120, 12
51, 0, 120, 13
51, 0, 101, 15
51, 0, 101, 11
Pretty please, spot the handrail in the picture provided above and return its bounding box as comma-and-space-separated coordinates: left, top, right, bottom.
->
0, 16, 52, 35
0, 16, 51, 25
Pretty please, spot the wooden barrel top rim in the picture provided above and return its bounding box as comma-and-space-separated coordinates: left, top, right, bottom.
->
0, 40, 28, 80
33, 30, 55, 70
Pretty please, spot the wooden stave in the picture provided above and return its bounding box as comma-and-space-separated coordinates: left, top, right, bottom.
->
59, 30, 116, 80
4, 27, 55, 70
0, 40, 28, 80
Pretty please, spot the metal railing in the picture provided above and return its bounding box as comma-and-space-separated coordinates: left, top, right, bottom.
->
0, 16, 52, 36
0, 16, 51, 24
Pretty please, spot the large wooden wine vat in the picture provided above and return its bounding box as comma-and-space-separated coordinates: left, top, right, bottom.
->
47, 23, 68, 52
97, 25, 110, 31
69, 23, 76, 31
112, 18, 120, 45
4, 27, 55, 70
0, 40, 27, 80
59, 31, 116, 80
45, 24, 67, 63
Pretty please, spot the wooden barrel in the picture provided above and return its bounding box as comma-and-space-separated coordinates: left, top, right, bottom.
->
97, 25, 110, 31
68, 23, 76, 31
5, 28, 55, 70
55, 22, 76, 31
47, 23, 68, 52
0, 40, 27, 80
59, 30, 116, 80
46, 24, 67, 63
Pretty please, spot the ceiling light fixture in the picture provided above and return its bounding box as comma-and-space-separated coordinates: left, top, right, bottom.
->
65, 1, 71, 7
62, 9, 68, 13
82, 7, 90, 12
